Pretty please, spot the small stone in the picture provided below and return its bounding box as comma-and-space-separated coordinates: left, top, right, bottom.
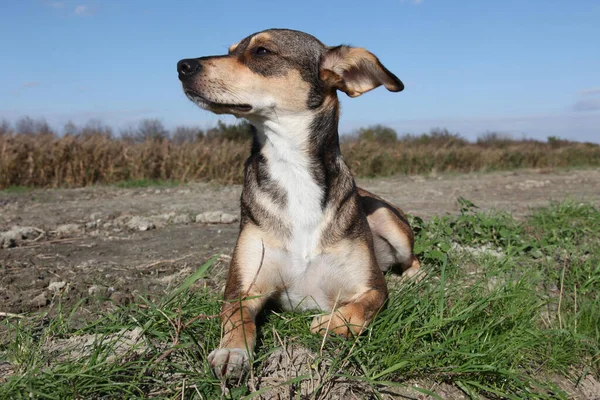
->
220, 213, 239, 224
172, 214, 191, 224
195, 211, 223, 224
48, 281, 66, 293
88, 285, 103, 296
90, 213, 102, 221
126, 216, 155, 232
30, 292, 48, 307
85, 221, 97, 229
77, 260, 96, 269
0, 226, 41, 248
153, 212, 176, 222
148, 213, 175, 228
114, 215, 132, 227
55, 224, 83, 238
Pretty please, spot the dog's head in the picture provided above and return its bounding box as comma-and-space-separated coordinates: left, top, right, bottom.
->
177, 29, 403, 120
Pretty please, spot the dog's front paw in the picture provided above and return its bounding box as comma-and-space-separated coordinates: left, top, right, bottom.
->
208, 348, 250, 381
310, 311, 365, 337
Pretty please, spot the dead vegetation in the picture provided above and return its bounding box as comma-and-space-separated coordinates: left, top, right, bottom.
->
1, 119, 599, 189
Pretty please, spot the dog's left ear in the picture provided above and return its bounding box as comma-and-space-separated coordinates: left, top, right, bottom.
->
320, 45, 404, 98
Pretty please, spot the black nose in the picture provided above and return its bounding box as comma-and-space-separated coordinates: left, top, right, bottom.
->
177, 59, 201, 79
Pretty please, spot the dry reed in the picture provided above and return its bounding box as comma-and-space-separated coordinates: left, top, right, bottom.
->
1, 132, 599, 189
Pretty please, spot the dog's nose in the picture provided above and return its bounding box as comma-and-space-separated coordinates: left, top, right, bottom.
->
177, 59, 201, 79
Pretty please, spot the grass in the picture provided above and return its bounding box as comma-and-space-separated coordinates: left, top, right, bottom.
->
1, 130, 600, 189
114, 178, 182, 189
1, 200, 599, 399
0, 186, 34, 194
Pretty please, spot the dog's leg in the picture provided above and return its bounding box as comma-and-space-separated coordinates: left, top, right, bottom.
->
208, 291, 267, 380
358, 188, 420, 278
401, 255, 421, 278
310, 288, 386, 337
208, 231, 274, 381
372, 216, 421, 280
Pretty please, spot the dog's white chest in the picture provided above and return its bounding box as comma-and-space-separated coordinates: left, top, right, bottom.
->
262, 131, 325, 255
257, 119, 363, 311
268, 148, 324, 259
263, 139, 334, 307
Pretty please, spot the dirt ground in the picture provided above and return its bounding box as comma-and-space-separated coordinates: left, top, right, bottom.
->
1, 168, 599, 316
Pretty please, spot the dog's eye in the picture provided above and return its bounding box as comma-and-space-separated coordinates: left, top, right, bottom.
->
254, 47, 271, 56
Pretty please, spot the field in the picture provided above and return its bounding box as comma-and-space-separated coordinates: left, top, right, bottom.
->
2, 123, 600, 189
1, 169, 599, 399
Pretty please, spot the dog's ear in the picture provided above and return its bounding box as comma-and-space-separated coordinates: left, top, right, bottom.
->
320, 45, 404, 97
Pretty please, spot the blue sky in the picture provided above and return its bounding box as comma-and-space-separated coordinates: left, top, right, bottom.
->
1, 0, 599, 142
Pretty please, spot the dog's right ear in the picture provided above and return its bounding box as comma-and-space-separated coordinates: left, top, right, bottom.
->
320, 45, 404, 98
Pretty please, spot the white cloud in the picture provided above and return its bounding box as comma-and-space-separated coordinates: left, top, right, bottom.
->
401, 0, 424, 4
74, 5, 93, 16
43, 2, 96, 17
74, 5, 87, 15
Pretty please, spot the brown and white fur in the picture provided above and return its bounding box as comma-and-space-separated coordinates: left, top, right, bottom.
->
177, 28, 420, 381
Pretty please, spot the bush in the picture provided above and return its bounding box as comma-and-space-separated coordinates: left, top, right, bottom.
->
398, 128, 468, 148
205, 120, 253, 142
352, 124, 398, 144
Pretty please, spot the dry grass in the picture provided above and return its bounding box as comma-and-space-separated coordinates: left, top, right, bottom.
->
1, 130, 599, 189
343, 139, 600, 177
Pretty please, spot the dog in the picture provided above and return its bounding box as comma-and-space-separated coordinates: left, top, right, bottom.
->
177, 28, 420, 380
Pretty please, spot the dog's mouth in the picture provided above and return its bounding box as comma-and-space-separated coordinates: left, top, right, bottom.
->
184, 89, 252, 113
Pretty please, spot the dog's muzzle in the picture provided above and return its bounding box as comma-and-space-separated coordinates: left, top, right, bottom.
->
177, 58, 201, 81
